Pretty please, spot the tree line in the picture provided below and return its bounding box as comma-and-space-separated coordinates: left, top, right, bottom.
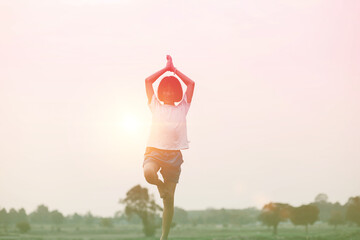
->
120, 186, 360, 237
1, 189, 359, 237
0, 204, 109, 233
258, 193, 360, 235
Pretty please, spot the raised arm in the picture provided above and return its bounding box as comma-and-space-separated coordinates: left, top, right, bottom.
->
174, 68, 195, 103
145, 57, 174, 104
166, 55, 195, 103
145, 67, 167, 104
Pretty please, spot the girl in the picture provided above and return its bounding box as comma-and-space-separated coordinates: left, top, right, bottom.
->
143, 55, 195, 240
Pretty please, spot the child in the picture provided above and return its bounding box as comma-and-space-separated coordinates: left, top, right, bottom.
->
143, 55, 195, 240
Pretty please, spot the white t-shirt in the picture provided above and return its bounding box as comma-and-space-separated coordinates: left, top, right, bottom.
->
146, 94, 191, 150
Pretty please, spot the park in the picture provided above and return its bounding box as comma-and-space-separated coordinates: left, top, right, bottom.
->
1, 1, 359, 239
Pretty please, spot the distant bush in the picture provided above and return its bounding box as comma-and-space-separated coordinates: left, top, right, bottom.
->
187, 207, 260, 226
100, 218, 113, 228
16, 221, 31, 233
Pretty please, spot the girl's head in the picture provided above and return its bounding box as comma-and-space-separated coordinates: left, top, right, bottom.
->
157, 76, 183, 103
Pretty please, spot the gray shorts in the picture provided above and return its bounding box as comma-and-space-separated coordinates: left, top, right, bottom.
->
143, 147, 184, 183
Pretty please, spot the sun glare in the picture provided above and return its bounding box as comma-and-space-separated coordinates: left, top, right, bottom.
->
121, 114, 140, 134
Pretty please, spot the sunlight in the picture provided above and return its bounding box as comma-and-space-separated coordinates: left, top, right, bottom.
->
121, 114, 140, 134
254, 194, 271, 208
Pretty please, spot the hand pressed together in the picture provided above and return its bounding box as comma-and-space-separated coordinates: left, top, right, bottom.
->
166, 55, 176, 72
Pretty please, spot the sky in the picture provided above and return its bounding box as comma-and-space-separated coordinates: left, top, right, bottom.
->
0, 0, 359, 217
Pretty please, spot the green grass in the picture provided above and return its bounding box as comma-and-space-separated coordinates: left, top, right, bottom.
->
1, 223, 360, 240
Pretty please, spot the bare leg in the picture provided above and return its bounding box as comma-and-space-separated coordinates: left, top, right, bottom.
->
160, 181, 177, 240
143, 162, 167, 198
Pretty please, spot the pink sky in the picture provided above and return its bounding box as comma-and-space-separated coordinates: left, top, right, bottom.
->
1, 0, 359, 217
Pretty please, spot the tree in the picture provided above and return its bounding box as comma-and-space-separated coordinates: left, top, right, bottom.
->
71, 213, 82, 224
8, 208, 18, 225
50, 210, 64, 231
315, 193, 328, 203
290, 204, 319, 234
0, 208, 9, 232
29, 204, 50, 224
84, 211, 94, 226
328, 210, 345, 229
17, 208, 28, 223
345, 196, 360, 226
100, 218, 113, 228
258, 202, 292, 235
173, 207, 188, 224
120, 185, 162, 237
229, 207, 260, 226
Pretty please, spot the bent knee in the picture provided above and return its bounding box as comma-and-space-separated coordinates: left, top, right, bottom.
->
144, 168, 157, 183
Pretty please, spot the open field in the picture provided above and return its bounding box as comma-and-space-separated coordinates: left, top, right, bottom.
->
1, 224, 360, 240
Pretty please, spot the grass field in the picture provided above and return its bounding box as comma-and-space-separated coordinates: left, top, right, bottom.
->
1, 223, 360, 240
